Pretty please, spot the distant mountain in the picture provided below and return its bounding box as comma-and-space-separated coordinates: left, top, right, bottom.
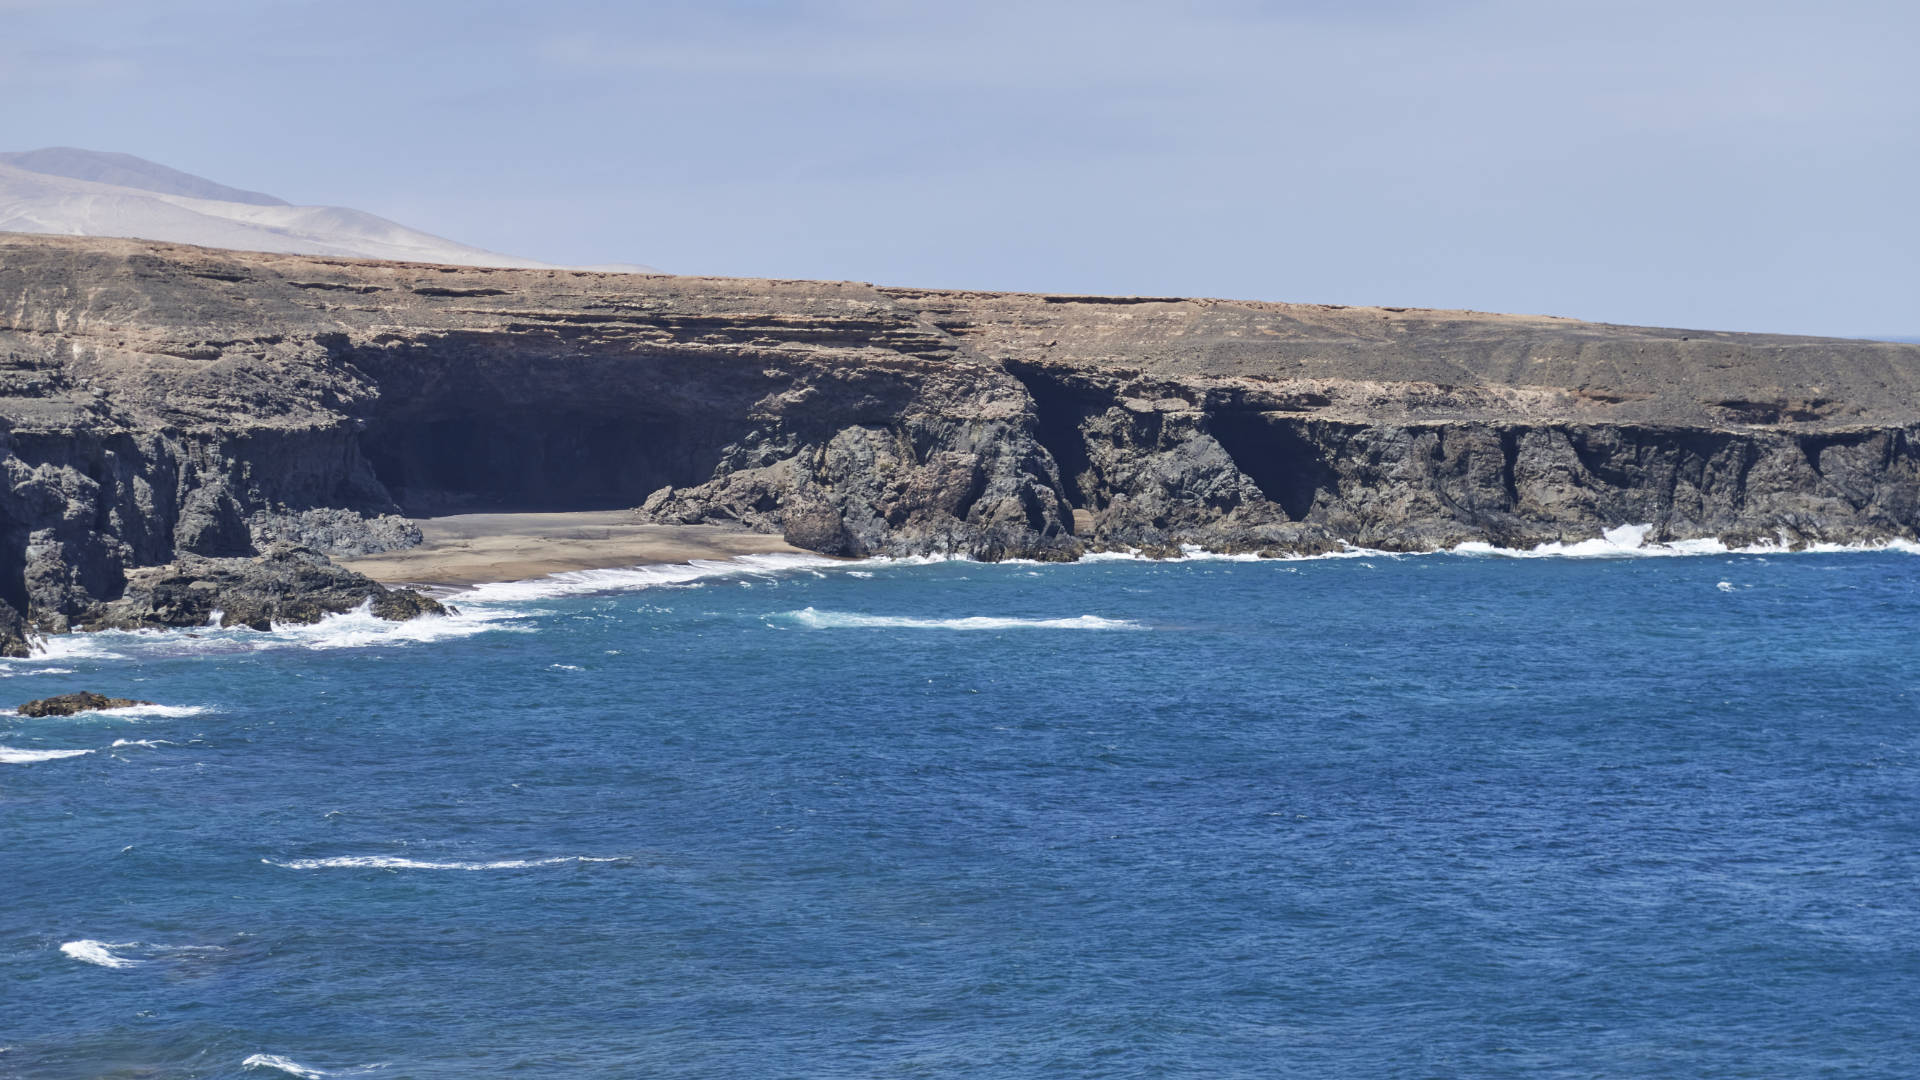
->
0, 148, 657, 272
0, 147, 289, 206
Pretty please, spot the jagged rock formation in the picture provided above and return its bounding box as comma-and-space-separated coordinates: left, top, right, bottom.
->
3, 233, 1919, 649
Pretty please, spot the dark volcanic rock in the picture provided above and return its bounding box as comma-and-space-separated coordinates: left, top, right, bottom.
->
85, 547, 446, 632
18, 691, 155, 717
0, 601, 35, 658
3, 233, 1920, 646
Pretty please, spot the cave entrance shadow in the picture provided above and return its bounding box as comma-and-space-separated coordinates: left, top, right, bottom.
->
360, 414, 720, 516
1208, 412, 1334, 522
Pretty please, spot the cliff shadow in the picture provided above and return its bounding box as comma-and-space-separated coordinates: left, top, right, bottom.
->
361, 413, 729, 516
1006, 363, 1101, 510
1207, 412, 1336, 521
337, 332, 763, 517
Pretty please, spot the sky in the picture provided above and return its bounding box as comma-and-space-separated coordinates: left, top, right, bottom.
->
4, 0, 1916, 336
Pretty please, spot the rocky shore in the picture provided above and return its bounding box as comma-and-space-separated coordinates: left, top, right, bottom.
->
3, 233, 1919, 653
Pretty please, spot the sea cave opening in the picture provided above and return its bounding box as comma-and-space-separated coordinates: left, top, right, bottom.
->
358, 412, 729, 516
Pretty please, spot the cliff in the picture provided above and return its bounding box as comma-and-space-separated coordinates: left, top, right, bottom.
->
4, 233, 1918, 650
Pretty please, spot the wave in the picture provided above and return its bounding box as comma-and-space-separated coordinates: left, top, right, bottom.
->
30, 603, 525, 662
100, 703, 208, 719
452, 552, 846, 603
1075, 526, 1920, 564
60, 940, 140, 968
243, 1057, 326, 1080
0, 664, 74, 677
782, 607, 1146, 631
110, 738, 175, 748
263, 854, 630, 871
241, 1055, 385, 1079
59, 939, 228, 968
1450, 523, 1729, 559
0, 745, 93, 763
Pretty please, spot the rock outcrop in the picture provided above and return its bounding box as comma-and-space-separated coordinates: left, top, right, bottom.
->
17, 691, 154, 717
2, 233, 1919, 647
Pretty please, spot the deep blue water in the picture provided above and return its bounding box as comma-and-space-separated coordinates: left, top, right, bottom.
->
4, 549, 1919, 1078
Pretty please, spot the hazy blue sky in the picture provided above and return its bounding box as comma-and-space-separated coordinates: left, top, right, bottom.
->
5, 0, 1915, 335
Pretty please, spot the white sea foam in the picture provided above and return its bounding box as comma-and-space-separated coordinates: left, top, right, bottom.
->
240, 1054, 382, 1079
0, 664, 73, 677
60, 940, 140, 968
1078, 525, 1920, 564
29, 602, 521, 662
453, 552, 845, 603
263, 854, 630, 871
60, 939, 227, 967
243, 1057, 325, 1079
0, 745, 92, 763
783, 607, 1146, 631
98, 704, 209, 719
110, 738, 175, 748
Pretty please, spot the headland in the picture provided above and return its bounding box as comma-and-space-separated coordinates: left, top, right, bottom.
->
4, 232, 1920, 652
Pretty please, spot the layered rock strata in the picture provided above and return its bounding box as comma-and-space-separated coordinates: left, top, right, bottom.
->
3, 234, 1918, 651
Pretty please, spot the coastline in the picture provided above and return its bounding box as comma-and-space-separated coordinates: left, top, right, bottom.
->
336, 512, 809, 588
347, 514, 1920, 594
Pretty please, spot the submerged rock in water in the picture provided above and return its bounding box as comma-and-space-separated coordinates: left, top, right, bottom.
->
81, 546, 446, 633
17, 691, 155, 717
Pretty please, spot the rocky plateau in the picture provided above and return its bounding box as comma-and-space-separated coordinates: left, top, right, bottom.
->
4, 232, 1919, 655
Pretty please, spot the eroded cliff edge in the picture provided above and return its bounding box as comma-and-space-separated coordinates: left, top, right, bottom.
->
4, 234, 1918, 651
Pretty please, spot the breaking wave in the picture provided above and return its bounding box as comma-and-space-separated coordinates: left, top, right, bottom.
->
1453, 524, 1747, 558
241, 1055, 384, 1078
1077, 526, 1920, 563
263, 854, 631, 871
29, 603, 524, 662
60, 939, 140, 968
783, 607, 1146, 631
59, 940, 228, 968
243, 1057, 326, 1080
452, 552, 845, 603
0, 664, 73, 677
0, 745, 92, 763
97, 703, 208, 719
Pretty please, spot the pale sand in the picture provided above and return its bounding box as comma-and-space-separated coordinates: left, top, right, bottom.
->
338, 512, 806, 587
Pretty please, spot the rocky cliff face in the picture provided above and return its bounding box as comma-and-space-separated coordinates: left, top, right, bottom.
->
3, 234, 1918, 650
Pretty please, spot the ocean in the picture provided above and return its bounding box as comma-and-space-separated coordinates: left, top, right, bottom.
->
5, 537, 1919, 1078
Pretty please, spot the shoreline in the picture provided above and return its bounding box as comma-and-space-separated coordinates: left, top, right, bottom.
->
344, 515, 1920, 596
337, 513, 808, 588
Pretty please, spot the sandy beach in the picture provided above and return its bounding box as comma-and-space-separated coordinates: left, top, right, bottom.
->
338, 511, 807, 587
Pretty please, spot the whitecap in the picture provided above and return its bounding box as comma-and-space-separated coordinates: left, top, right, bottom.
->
240, 1056, 387, 1079
263, 854, 630, 871
0, 745, 93, 763
110, 738, 175, 749
1717, 581, 1736, 592
0, 665, 74, 677
242, 1055, 333, 1079
782, 607, 1146, 631
451, 552, 845, 603
60, 939, 227, 967
60, 940, 139, 968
